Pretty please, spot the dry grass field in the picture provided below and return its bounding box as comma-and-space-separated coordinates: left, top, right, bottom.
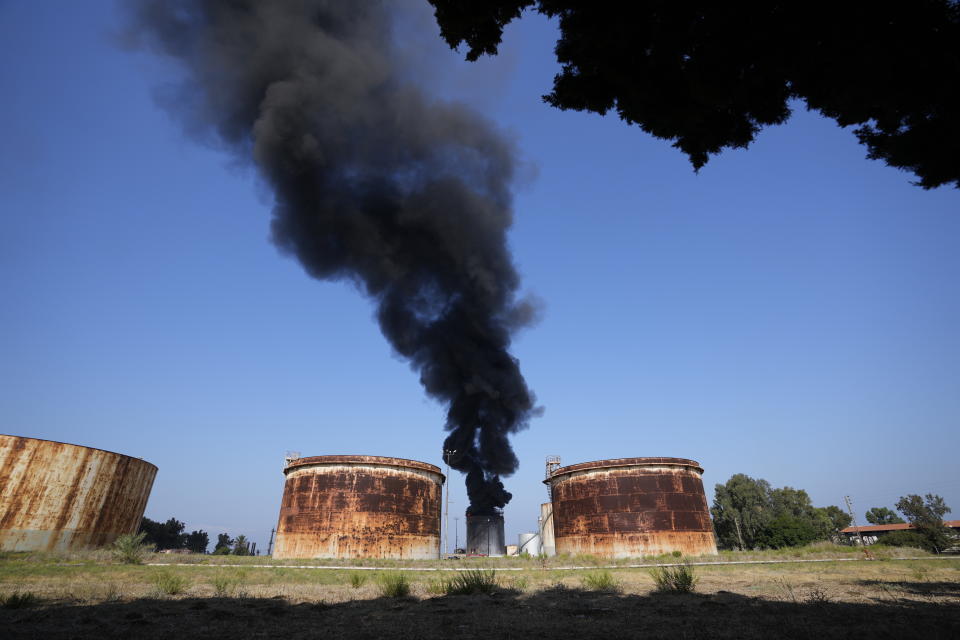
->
1, 547, 958, 639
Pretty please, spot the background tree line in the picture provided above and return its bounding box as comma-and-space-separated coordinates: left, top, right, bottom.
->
711, 474, 851, 550
872, 494, 955, 553
711, 475, 954, 552
138, 517, 254, 555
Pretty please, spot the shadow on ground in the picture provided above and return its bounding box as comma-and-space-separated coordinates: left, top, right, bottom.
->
2, 586, 959, 639
857, 579, 960, 599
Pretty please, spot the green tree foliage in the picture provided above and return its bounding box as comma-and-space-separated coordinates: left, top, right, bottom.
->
712, 475, 847, 549
819, 505, 853, 542
765, 487, 835, 546
430, 1, 960, 189
185, 530, 210, 554
770, 487, 817, 520
865, 507, 905, 525
878, 530, 929, 550
138, 517, 187, 551
755, 515, 820, 549
232, 535, 251, 556
711, 474, 772, 550
213, 533, 233, 555
896, 494, 953, 553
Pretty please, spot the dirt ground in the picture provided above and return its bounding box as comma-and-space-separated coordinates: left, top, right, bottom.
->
2, 557, 958, 639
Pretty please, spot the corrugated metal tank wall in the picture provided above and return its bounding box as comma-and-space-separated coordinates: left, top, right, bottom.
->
465, 513, 505, 556
273, 455, 444, 559
546, 457, 718, 558
0, 435, 157, 552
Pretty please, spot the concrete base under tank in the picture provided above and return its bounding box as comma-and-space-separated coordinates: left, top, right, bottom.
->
272, 533, 440, 560
556, 531, 718, 559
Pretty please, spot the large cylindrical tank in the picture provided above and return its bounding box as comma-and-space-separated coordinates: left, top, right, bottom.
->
545, 457, 718, 558
465, 512, 505, 556
273, 455, 444, 559
0, 435, 157, 552
518, 532, 540, 555
539, 502, 556, 556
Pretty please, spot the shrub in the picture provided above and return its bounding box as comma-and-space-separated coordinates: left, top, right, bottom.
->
349, 572, 368, 589
210, 572, 243, 597
151, 570, 190, 596
581, 570, 621, 593
104, 582, 124, 602
650, 562, 698, 593
805, 586, 831, 604
879, 530, 933, 551
111, 532, 152, 565
445, 569, 499, 595
1, 591, 39, 609
671, 550, 682, 557
377, 572, 411, 598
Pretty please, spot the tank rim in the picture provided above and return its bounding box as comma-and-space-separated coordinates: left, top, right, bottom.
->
545, 457, 703, 482
0, 434, 158, 471
284, 454, 442, 476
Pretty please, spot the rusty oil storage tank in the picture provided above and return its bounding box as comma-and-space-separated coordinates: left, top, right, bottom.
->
0, 435, 157, 552
273, 455, 444, 559
545, 457, 718, 558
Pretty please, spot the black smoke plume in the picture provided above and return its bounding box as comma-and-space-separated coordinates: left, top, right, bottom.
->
131, 1, 539, 515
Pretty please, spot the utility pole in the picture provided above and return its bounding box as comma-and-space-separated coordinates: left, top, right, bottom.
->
443, 449, 456, 557
267, 528, 275, 556
844, 495, 867, 548
454, 517, 459, 553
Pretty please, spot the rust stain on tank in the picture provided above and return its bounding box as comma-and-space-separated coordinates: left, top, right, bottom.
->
545, 457, 718, 558
0, 435, 158, 552
273, 455, 444, 559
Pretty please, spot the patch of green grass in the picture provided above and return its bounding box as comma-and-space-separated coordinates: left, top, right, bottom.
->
151, 570, 190, 596
444, 569, 499, 595
377, 572, 410, 598
1, 591, 40, 609
424, 577, 448, 595
581, 570, 621, 593
210, 571, 245, 597
348, 572, 367, 589
650, 562, 698, 594
908, 564, 929, 582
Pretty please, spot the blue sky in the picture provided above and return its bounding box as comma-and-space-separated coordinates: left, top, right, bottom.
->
2, 1, 958, 552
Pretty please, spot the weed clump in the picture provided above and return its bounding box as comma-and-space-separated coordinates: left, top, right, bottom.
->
445, 569, 499, 595
581, 570, 621, 593
805, 586, 832, 604
111, 532, 152, 565
210, 572, 245, 597
349, 572, 368, 589
650, 562, 698, 593
152, 570, 190, 596
2, 591, 39, 609
377, 572, 410, 598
